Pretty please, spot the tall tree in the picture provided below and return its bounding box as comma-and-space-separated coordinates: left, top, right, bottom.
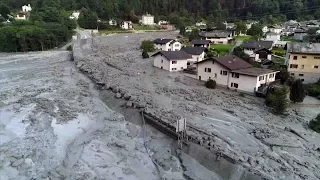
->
0, 3, 10, 19
290, 79, 306, 103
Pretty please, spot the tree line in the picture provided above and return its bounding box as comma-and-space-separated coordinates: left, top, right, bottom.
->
0, 0, 76, 52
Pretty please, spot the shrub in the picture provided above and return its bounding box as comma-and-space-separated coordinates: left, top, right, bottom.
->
205, 79, 216, 89
207, 51, 215, 57
265, 87, 288, 115
140, 40, 155, 52
277, 69, 290, 84
290, 79, 306, 103
309, 114, 320, 133
142, 51, 149, 58
66, 45, 72, 51
305, 84, 320, 97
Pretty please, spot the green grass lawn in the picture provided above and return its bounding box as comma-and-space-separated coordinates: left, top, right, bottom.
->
132, 25, 158, 30
272, 56, 285, 64
235, 35, 252, 41
210, 44, 234, 56
272, 47, 286, 57
281, 36, 299, 42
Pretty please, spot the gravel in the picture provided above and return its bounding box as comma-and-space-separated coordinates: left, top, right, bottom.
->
73, 31, 320, 180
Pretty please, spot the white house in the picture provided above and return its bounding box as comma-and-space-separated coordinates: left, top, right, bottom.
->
15, 13, 27, 20
253, 48, 272, 62
224, 22, 236, 29
243, 41, 273, 59
265, 32, 281, 41
109, 19, 117, 26
142, 13, 154, 25
262, 26, 268, 34
199, 30, 233, 44
190, 39, 211, 49
195, 22, 206, 27
120, 21, 132, 30
154, 39, 182, 51
196, 56, 278, 94
69, 11, 80, 20
181, 47, 206, 65
158, 20, 168, 25
268, 25, 282, 34
22, 4, 32, 12
152, 51, 192, 71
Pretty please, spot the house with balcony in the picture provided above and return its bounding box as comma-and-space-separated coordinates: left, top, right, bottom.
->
285, 42, 320, 83
152, 51, 192, 71
195, 56, 278, 94
153, 38, 182, 51
199, 30, 233, 44
142, 13, 154, 25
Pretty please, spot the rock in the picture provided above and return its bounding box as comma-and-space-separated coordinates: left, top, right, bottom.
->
111, 85, 119, 93
137, 102, 147, 108
24, 158, 33, 166
11, 159, 24, 167
123, 93, 131, 100
126, 101, 133, 107
115, 93, 122, 99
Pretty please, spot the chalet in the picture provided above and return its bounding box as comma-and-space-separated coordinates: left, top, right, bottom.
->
109, 19, 117, 26
196, 56, 278, 94
153, 39, 182, 51
195, 22, 206, 27
190, 39, 211, 49
224, 22, 236, 30
22, 4, 32, 12
152, 51, 192, 71
142, 13, 154, 25
181, 47, 206, 65
254, 48, 272, 62
199, 30, 233, 44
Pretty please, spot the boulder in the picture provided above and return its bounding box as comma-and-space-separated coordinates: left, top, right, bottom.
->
11, 159, 24, 167
126, 101, 133, 107
115, 93, 122, 99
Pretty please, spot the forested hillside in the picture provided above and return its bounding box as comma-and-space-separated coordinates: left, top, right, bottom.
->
0, 0, 320, 52
2, 0, 320, 22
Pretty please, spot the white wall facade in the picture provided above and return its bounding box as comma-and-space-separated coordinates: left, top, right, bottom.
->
142, 15, 154, 25
121, 22, 132, 29
153, 55, 170, 71
170, 42, 182, 51
206, 37, 229, 44
189, 52, 205, 64
16, 14, 26, 20
262, 26, 268, 34
244, 48, 254, 56
22, 4, 32, 12
197, 60, 230, 86
255, 54, 272, 61
265, 34, 280, 41
169, 59, 188, 71
269, 28, 282, 34
228, 75, 258, 93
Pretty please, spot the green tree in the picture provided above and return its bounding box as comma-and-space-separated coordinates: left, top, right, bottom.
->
247, 24, 263, 38
235, 21, 247, 35
140, 40, 155, 52
0, 3, 10, 19
265, 87, 288, 115
78, 8, 98, 29
277, 69, 290, 84
188, 29, 200, 41
142, 51, 149, 58
309, 114, 320, 133
290, 79, 306, 103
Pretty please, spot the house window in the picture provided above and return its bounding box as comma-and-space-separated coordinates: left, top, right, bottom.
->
314, 57, 320, 59
205, 68, 207, 72
214, 73, 217, 78
269, 74, 274, 78
175, 44, 180, 47
161, 60, 163, 63
290, 64, 298, 68
293, 56, 297, 60
259, 76, 264, 81
208, 68, 211, 73
172, 61, 177, 64
232, 73, 239, 78
181, 67, 183, 70
212, 61, 215, 64
161, 66, 163, 69
291, 73, 295, 76
301, 79, 305, 82
301, 65, 304, 69
172, 68, 177, 70
220, 70, 227, 75
231, 83, 239, 88
299, 74, 304, 76
314, 66, 319, 69
302, 56, 307, 58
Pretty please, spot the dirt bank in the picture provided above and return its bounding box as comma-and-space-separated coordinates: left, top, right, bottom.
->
73, 32, 320, 180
